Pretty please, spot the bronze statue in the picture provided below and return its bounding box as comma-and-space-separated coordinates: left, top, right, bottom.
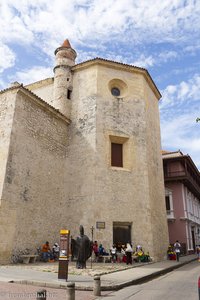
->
72, 225, 92, 269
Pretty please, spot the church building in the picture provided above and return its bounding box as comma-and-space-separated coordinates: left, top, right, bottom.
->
0, 40, 169, 263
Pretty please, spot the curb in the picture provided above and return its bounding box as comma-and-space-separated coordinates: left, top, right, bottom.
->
100, 257, 197, 291
11, 257, 197, 291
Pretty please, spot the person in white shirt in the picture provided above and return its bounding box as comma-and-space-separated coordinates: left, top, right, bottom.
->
52, 243, 60, 260
110, 245, 117, 263
174, 240, 181, 262
125, 243, 133, 265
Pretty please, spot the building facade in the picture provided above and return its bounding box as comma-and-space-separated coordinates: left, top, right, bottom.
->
163, 150, 200, 253
0, 40, 169, 263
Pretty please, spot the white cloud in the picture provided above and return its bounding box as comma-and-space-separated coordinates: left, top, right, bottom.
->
0, 44, 16, 72
8, 66, 53, 85
158, 51, 178, 63
0, 0, 198, 86
160, 74, 200, 169
160, 74, 200, 111
0, 1, 34, 44
130, 50, 179, 69
161, 114, 200, 169
1, 0, 200, 53
178, 81, 190, 99
132, 54, 155, 68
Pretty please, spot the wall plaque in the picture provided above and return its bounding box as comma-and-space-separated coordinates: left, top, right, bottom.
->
96, 221, 105, 229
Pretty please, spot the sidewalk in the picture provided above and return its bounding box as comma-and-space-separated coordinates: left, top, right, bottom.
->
0, 255, 197, 291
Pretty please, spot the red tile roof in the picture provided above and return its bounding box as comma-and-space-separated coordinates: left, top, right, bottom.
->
61, 39, 71, 48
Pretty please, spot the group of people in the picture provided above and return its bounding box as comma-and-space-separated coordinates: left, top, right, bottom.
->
41, 241, 60, 262
92, 241, 149, 265
109, 243, 133, 264
167, 240, 181, 261
40, 237, 199, 265
93, 241, 109, 261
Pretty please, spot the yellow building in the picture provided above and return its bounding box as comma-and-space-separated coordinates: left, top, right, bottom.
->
0, 40, 169, 263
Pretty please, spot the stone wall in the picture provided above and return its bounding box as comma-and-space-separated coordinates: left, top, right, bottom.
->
0, 88, 69, 263
65, 65, 98, 239
94, 64, 168, 259
26, 78, 54, 106
144, 78, 169, 260
0, 90, 18, 263
65, 63, 169, 260
0, 90, 16, 202
94, 65, 149, 249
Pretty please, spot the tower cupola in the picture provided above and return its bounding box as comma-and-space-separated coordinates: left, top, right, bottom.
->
54, 39, 77, 69
53, 39, 77, 118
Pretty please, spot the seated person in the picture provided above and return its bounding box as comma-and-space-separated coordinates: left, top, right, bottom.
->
136, 244, 142, 251
133, 247, 143, 262
134, 248, 150, 262
167, 245, 176, 260
98, 244, 109, 256
110, 244, 117, 262
121, 245, 127, 263
52, 243, 60, 260
99, 244, 104, 255
93, 241, 99, 262
41, 241, 52, 262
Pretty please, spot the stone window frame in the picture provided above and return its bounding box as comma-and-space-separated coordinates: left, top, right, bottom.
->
165, 188, 174, 219
108, 79, 128, 99
109, 134, 130, 170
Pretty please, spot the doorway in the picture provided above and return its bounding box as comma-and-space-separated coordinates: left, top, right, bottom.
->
113, 222, 132, 247
191, 227, 195, 252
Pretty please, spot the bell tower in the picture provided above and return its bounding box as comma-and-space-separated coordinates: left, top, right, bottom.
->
53, 39, 77, 118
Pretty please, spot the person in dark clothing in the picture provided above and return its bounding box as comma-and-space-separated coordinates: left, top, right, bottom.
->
93, 241, 99, 262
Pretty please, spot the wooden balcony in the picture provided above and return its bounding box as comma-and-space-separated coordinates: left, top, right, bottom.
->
164, 169, 200, 198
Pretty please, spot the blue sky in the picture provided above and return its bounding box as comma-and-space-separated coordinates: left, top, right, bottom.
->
0, 0, 200, 169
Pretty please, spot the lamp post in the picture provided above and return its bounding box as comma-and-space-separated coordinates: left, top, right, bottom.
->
91, 225, 94, 269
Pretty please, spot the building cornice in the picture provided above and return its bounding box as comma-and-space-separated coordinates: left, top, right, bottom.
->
25, 78, 53, 90
163, 155, 200, 177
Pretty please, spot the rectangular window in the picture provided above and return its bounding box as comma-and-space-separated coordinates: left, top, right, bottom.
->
67, 89, 72, 99
111, 143, 123, 167
165, 195, 170, 211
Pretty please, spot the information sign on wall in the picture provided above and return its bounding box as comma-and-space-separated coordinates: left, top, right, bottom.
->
96, 221, 105, 229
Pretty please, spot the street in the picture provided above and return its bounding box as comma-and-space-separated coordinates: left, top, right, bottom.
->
0, 282, 98, 300
98, 260, 200, 300
0, 259, 198, 300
